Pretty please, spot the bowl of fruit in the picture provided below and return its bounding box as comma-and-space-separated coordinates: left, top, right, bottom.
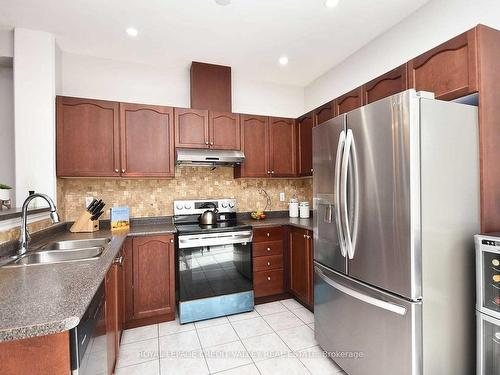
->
250, 210, 267, 220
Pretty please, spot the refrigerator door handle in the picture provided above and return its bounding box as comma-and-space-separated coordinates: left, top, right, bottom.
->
315, 267, 407, 316
340, 129, 354, 259
335, 130, 347, 257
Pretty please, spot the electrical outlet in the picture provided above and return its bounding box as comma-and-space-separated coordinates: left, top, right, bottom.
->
279, 192, 285, 202
85, 196, 94, 208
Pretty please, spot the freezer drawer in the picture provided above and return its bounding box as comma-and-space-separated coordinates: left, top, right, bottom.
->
477, 311, 500, 375
314, 262, 422, 375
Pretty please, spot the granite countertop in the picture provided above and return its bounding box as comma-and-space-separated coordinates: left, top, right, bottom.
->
0, 219, 176, 342
0, 214, 308, 342
240, 216, 313, 231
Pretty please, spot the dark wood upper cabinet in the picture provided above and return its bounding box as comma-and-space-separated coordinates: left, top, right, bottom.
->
313, 100, 336, 126
132, 235, 175, 320
269, 117, 296, 177
174, 108, 209, 149
191, 62, 232, 112
334, 87, 364, 115
288, 227, 313, 308
209, 111, 241, 150
362, 64, 409, 104
297, 112, 314, 176
56, 97, 120, 177
120, 103, 175, 177
235, 115, 269, 178
408, 29, 478, 100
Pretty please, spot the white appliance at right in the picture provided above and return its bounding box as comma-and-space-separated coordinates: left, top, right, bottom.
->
475, 234, 500, 374
313, 89, 480, 375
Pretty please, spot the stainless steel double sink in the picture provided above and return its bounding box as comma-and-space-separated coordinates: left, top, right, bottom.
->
4, 238, 111, 267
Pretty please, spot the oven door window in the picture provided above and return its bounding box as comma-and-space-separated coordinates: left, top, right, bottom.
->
179, 242, 252, 301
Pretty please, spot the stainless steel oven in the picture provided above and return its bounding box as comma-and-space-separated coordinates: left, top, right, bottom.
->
177, 230, 253, 323
475, 234, 500, 374
174, 199, 254, 324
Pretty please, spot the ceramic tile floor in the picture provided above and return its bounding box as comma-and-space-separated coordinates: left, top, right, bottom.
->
115, 299, 346, 375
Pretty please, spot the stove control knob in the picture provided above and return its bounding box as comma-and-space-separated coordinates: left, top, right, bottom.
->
175, 203, 183, 210
221, 202, 228, 208
184, 203, 192, 210
228, 202, 235, 209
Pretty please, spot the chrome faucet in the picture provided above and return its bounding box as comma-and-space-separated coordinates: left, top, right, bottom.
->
19, 193, 60, 256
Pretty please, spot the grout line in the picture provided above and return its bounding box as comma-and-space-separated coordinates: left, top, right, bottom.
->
157, 323, 161, 375
115, 357, 159, 371
228, 315, 262, 375
193, 317, 212, 374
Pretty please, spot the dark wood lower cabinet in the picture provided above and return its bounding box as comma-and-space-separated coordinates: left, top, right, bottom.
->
105, 263, 118, 375
124, 234, 176, 328
288, 227, 313, 309
0, 332, 71, 375
253, 227, 285, 298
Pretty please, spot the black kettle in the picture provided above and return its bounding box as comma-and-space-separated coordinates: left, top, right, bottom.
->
199, 203, 218, 225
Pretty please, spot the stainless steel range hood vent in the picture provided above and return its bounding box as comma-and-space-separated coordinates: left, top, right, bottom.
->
176, 148, 245, 167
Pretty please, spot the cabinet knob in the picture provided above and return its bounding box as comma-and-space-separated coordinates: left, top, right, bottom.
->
267, 261, 271, 266
121, 168, 125, 173
114, 169, 119, 173
271, 171, 275, 174
210, 142, 214, 145
267, 247, 271, 252
114, 256, 124, 266
311, 168, 314, 172
303, 234, 306, 238
170, 239, 174, 243
267, 171, 271, 174
205, 141, 209, 145
267, 276, 271, 281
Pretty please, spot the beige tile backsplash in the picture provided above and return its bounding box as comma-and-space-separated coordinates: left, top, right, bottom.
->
57, 167, 312, 221
0, 218, 53, 244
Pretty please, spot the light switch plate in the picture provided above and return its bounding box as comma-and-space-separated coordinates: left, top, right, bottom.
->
279, 192, 285, 202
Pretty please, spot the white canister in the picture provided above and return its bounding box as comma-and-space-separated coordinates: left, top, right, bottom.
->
289, 198, 299, 218
299, 202, 310, 218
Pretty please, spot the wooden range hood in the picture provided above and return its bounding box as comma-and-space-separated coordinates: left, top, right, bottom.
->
190, 61, 232, 112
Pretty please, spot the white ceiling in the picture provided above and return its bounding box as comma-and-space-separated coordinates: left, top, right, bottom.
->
0, 0, 431, 86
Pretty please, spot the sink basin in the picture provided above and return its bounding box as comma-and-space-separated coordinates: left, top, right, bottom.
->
10, 247, 105, 266
42, 238, 110, 250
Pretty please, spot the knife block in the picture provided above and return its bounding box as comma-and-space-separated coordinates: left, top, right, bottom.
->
70, 211, 100, 233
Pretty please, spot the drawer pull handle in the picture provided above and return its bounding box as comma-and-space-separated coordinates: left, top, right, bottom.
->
267, 262, 271, 266
267, 247, 271, 252
267, 276, 271, 281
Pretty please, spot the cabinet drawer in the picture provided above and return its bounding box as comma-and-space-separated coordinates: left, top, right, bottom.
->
253, 255, 283, 272
253, 241, 283, 257
254, 269, 284, 297
253, 226, 283, 242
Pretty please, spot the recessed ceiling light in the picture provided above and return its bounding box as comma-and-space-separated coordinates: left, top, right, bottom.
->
215, 0, 231, 5
126, 27, 138, 37
279, 56, 289, 66
324, 0, 340, 8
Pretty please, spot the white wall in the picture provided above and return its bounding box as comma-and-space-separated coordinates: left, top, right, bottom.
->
304, 0, 500, 111
0, 29, 14, 58
60, 52, 304, 118
0, 65, 15, 202
14, 28, 57, 207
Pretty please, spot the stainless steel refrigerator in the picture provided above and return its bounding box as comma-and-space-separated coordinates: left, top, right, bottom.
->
313, 89, 480, 375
